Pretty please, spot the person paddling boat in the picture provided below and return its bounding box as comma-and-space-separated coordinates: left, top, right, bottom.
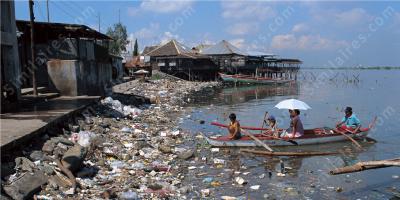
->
228, 113, 242, 140
335, 107, 361, 134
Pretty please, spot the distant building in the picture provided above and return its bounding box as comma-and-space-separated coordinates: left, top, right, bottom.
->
1, 0, 21, 112
143, 40, 218, 80
124, 55, 152, 77
201, 40, 267, 74
202, 40, 301, 76
16, 20, 117, 96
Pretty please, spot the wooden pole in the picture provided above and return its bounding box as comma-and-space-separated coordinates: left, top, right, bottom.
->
29, 0, 38, 96
330, 158, 400, 175
241, 129, 273, 152
46, 0, 50, 22
241, 149, 337, 156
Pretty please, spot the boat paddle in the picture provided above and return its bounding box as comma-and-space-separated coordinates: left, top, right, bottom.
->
241, 129, 274, 152
260, 112, 269, 134
333, 128, 363, 149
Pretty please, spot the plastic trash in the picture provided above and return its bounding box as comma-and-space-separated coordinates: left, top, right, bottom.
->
213, 158, 225, 164
210, 181, 221, 187
120, 127, 134, 133
250, 185, 260, 190
131, 162, 145, 170
202, 177, 213, 183
120, 190, 138, 200
277, 172, 286, 177
101, 97, 142, 117
76, 131, 95, 147
171, 130, 180, 136
211, 148, 219, 152
110, 161, 126, 170
221, 196, 237, 200
235, 177, 246, 185
201, 189, 210, 197
158, 90, 167, 97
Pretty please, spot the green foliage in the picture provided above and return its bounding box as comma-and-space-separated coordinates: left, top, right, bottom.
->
151, 73, 162, 80
106, 23, 128, 55
133, 39, 139, 56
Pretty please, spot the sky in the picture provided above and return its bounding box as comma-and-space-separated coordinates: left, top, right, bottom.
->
15, 0, 400, 67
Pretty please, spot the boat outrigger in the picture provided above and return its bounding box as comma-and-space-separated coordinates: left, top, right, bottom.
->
219, 73, 293, 85
206, 120, 375, 147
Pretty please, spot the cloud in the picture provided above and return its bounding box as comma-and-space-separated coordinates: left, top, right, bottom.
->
334, 8, 372, 26
226, 22, 259, 35
130, 23, 160, 40
140, 0, 194, 13
127, 7, 140, 17
311, 7, 373, 28
292, 23, 309, 33
221, 1, 275, 20
271, 34, 347, 50
127, 0, 193, 16
229, 38, 245, 49
160, 31, 181, 44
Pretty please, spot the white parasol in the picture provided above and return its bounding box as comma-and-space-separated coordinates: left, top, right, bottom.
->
274, 99, 311, 110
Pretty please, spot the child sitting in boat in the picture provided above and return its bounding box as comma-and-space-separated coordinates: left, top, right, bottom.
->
228, 113, 242, 140
265, 115, 279, 137
281, 109, 304, 138
335, 107, 361, 133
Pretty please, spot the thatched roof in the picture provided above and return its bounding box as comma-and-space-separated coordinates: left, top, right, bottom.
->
201, 40, 247, 56
142, 45, 159, 55
145, 40, 197, 58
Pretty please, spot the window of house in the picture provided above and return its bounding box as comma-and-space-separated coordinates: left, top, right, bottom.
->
158, 62, 165, 66
169, 61, 176, 66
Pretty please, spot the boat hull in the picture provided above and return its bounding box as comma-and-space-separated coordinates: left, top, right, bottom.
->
219, 73, 293, 85
204, 131, 369, 147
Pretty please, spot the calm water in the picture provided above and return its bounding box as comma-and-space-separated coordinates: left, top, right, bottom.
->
180, 69, 400, 199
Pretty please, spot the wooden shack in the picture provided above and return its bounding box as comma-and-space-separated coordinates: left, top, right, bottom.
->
144, 40, 218, 81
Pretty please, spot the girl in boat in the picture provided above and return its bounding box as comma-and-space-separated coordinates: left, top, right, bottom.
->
265, 115, 279, 137
228, 113, 241, 140
281, 109, 304, 138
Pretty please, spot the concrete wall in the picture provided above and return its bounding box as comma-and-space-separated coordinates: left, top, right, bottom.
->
47, 60, 78, 96
47, 59, 112, 96
1, 0, 22, 111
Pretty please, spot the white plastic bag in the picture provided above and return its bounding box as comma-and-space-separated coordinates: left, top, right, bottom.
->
77, 131, 95, 147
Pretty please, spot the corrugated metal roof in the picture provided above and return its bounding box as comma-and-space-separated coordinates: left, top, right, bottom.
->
201, 40, 247, 56
246, 51, 276, 57
16, 20, 111, 40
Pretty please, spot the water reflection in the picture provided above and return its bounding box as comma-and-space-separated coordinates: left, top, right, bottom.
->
219, 83, 299, 105
191, 83, 300, 106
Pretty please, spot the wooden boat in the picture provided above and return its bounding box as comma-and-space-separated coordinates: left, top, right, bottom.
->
211, 122, 269, 131
219, 73, 293, 85
206, 123, 371, 147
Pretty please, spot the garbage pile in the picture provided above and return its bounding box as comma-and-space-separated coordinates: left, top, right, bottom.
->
1, 79, 219, 200
125, 79, 220, 105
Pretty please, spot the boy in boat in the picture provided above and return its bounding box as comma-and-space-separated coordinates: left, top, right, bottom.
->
281, 109, 304, 138
228, 113, 242, 140
336, 107, 361, 133
265, 115, 279, 137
